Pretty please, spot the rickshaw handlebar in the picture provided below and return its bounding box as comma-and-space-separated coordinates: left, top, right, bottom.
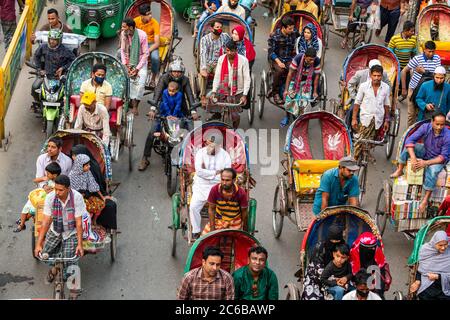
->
38, 252, 78, 262
356, 138, 385, 146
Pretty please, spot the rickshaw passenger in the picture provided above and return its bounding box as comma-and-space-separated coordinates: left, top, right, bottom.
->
190, 133, 231, 239
134, 4, 160, 88
230, 25, 256, 70
320, 244, 353, 300
300, 223, 346, 300
409, 231, 450, 300
194, 0, 220, 38
352, 64, 390, 160
312, 156, 360, 215
216, 0, 246, 20
391, 112, 450, 214
30, 8, 72, 44
120, 18, 149, 116
233, 246, 279, 300
74, 92, 111, 146
210, 40, 250, 128
296, 23, 321, 58
342, 270, 382, 300
36, 137, 73, 186
199, 20, 231, 106
79, 63, 113, 110
347, 59, 391, 98
202, 168, 249, 235
34, 175, 85, 282
349, 232, 391, 299
268, 16, 297, 105
415, 66, 450, 121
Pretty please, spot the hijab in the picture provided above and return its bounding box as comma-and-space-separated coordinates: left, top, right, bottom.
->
350, 232, 387, 274
322, 224, 345, 265
71, 144, 106, 194
297, 23, 319, 55
418, 231, 450, 296
232, 25, 256, 62
69, 154, 100, 193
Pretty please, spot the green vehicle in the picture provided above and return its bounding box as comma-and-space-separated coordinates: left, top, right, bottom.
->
65, 0, 132, 51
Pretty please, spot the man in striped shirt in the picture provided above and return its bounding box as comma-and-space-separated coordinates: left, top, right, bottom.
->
401, 41, 441, 126
388, 20, 416, 70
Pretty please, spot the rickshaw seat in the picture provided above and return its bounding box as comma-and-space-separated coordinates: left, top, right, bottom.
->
293, 159, 339, 173
159, 36, 171, 62
70, 94, 123, 127
292, 160, 339, 194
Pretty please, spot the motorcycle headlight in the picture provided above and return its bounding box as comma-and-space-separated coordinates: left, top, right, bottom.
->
48, 93, 58, 102
105, 9, 114, 16
169, 136, 181, 145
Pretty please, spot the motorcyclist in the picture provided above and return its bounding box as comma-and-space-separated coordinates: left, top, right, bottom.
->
31, 29, 76, 104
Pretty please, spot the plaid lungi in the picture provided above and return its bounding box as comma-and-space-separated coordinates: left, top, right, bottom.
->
201, 216, 242, 236
42, 230, 79, 280
1, 20, 17, 51
354, 118, 377, 161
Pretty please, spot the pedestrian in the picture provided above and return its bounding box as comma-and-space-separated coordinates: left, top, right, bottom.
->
401, 40, 441, 126
375, 0, 408, 45
233, 246, 279, 300
0, 0, 17, 51
177, 246, 235, 300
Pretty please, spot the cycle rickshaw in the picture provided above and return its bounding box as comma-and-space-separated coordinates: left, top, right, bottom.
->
272, 111, 353, 238
259, 10, 328, 120
126, 0, 182, 90
285, 205, 387, 300
190, 12, 257, 126
170, 121, 257, 256
407, 0, 449, 29
393, 215, 450, 300
375, 120, 450, 237
61, 52, 134, 171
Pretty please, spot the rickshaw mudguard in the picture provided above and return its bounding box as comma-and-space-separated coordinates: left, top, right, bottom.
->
407, 216, 450, 266
172, 193, 181, 229
247, 198, 257, 234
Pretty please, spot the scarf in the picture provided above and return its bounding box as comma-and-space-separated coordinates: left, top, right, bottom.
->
418, 231, 450, 296
218, 54, 239, 96
69, 154, 100, 193
322, 224, 345, 266
52, 188, 76, 234
71, 144, 106, 194
121, 29, 140, 68
349, 232, 387, 274
232, 25, 256, 62
297, 23, 319, 55
293, 53, 314, 95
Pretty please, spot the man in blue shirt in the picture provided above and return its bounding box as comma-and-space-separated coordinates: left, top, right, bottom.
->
415, 66, 450, 121
313, 156, 361, 215
391, 112, 450, 214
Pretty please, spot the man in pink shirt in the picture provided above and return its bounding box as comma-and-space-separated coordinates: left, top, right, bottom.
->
120, 18, 149, 116
0, 0, 17, 50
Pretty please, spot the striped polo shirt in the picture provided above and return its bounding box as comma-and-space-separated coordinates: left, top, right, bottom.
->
208, 184, 249, 221
388, 34, 417, 69
407, 54, 441, 90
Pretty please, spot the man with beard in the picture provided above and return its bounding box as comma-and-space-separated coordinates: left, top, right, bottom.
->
352, 64, 391, 160
391, 112, 450, 214
189, 132, 232, 240
415, 66, 450, 121
216, 0, 246, 20
202, 168, 248, 235
312, 156, 360, 215
233, 246, 279, 300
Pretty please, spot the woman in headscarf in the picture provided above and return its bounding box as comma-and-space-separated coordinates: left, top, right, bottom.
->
296, 23, 320, 57
300, 223, 346, 300
230, 25, 256, 70
70, 145, 117, 230
349, 232, 391, 299
410, 231, 450, 300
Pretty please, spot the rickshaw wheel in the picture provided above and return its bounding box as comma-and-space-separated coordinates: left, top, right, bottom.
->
357, 165, 367, 206
88, 39, 96, 52
126, 113, 134, 172
247, 74, 256, 126
171, 228, 177, 257
110, 229, 117, 263
385, 132, 395, 159
320, 72, 327, 111
285, 283, 300, 300
258, 71, 267, 119
375, 181, 391, 236
167, 165, 178, 197
272, 182, 286, 239
46, 120, 55, 139
31, 225, 38, 261
393, 291, 404, 300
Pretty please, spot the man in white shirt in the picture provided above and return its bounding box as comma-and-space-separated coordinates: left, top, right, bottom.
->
74, 91, 111, 146
352, 64, 391, 160
210, 40, 250, 128
216, 0, 246, 20
34, 175, 85, 286
36, 136, 73, 187
347, 59, 392, 99
189, 132, 232, 239
342, 270, 382, 300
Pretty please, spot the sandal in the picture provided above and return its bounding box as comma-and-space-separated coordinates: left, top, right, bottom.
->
46, 267, 58, 284
138, 159, 150, 171
13, 224, 26, 233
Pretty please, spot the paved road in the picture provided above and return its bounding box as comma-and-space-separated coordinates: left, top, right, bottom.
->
0, 2, 414, 299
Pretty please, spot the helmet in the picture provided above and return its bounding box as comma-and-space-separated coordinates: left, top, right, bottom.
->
168, 59, 185, 73
48, 29, 63, 41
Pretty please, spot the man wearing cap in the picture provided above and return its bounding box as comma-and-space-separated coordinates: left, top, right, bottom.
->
347, 59, 391, 99
189, 132, 232, 240
74, 92, 111, 146
415, 66, 450, 121
312, 156, 360, 215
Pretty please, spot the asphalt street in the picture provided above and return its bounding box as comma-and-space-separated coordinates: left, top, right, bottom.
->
0, 2, 414, 299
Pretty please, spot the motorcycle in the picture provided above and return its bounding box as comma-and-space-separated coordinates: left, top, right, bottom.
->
26, 61, 65, 138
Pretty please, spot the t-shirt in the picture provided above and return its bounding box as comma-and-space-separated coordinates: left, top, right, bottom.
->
134, 16, 160, 43
320, 260, 353, 287
208, 184, 249, 221
342, 290, 382, 300
388, 34, 417, 69
407, 54, 441, 89
40, 22, 72, 33
290, 54, 321, 81
295, 1, 319, 19
80, 79, 113, 107
0, 0, 16, 22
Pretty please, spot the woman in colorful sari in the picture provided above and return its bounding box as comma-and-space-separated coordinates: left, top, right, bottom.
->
280, 46, 321, 127
410, 231, 450, 300
349, 232, 391, 299
300, 223, 346, 300
295, 23, 321, 58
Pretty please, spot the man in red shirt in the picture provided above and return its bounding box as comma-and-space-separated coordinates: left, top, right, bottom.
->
202, 168, 249, 235
0, 0, 17, 50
